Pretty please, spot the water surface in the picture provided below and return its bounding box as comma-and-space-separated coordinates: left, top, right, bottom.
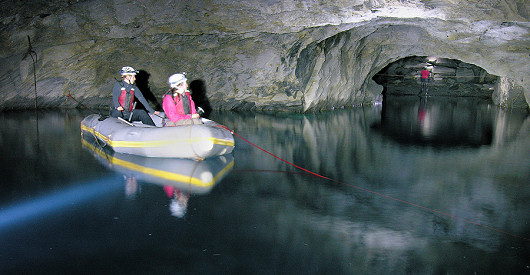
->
0, 96, 529, 274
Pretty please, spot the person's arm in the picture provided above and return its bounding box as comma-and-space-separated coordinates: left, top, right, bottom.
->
112, 82, 122, 109
134, 85, 156, 113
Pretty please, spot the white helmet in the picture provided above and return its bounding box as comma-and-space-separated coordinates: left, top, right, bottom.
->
119, 66, 138, 76
168, 73, 187, 88
169, 199, 187, 218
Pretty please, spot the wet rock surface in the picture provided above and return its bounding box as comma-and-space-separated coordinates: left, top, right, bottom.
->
0, 0, 528, 111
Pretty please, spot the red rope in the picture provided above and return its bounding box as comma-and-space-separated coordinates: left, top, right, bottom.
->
217, 125, 331, 180
217, 124, 530, 242
65, 93, 99, 114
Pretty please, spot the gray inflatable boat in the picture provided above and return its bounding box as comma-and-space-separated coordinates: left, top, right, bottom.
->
81, 113, 234, 159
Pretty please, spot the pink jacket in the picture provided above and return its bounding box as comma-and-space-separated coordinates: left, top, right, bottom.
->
421, 69, 430, 79
162, 92, 197, 122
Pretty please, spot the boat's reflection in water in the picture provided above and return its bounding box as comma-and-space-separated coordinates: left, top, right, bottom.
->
81, 134, 234, 218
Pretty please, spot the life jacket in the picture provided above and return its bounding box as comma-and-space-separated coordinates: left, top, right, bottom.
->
118, 87, 135, 111
168, 92, 192, 114
177, 93, 192, 114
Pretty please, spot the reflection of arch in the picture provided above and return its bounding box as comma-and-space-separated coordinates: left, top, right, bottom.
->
189, 79, 212, 118
135, 70, 161, 111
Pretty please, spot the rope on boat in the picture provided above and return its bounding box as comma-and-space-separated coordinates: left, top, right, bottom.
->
216, 124, 530, 242
188, 123, 203, 161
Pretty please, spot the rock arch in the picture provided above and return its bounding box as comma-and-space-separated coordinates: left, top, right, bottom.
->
295, 19, 529, 111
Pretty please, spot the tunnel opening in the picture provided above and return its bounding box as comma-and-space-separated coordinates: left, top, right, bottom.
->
370, 56, 500, 147
372, 56, 498, 98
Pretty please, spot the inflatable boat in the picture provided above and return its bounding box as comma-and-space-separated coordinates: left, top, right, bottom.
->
82, 134, 234, 194
81, 113, 234, 159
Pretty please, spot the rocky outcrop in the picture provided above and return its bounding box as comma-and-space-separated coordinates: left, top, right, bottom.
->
494, 76, 528, 108
0, 0, 528, 111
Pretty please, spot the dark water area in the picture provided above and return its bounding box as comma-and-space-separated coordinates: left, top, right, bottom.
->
0, 96, 529, 274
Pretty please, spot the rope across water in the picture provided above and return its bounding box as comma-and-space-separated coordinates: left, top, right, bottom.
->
217, 125, 530, 242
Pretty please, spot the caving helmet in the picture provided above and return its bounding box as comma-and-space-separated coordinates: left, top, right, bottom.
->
169, 198, 187, 218
168, 73, 187, 88
119, 66, 138, 76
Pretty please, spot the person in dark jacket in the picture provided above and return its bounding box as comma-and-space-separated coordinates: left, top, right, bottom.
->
110, 66, 160, 126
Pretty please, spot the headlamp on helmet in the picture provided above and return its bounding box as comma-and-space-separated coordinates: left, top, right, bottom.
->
120, 66, 138, 76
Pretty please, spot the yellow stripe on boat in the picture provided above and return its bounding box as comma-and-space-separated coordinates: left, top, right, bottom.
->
81, 124, 235, 148
110, 137, 234, 148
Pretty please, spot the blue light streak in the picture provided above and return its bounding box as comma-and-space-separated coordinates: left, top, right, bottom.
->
0, 175, 123, 230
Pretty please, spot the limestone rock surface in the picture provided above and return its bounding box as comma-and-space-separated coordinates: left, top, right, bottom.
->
0, 0, 528, 111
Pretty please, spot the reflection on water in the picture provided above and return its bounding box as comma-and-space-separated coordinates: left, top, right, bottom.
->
0, 98, 528, 274
81, 132, 234, 217
378, 96, 494, 147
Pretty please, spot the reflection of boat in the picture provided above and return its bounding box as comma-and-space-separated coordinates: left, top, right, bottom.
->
82, 134, 234, 194
80, 114, 234, 159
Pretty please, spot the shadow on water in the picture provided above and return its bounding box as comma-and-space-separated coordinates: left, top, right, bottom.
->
0, 99, 529, 273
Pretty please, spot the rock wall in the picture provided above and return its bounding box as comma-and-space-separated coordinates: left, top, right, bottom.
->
0, 0, 528, 111
494, 76, 528, 108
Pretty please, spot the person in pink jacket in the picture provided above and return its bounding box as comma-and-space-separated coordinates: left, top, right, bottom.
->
162, 73, 201, 126
419, 67, 432, 95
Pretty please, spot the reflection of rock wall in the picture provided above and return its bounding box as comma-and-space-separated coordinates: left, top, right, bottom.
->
213, 104, 529, 272
0, 0, 528, 111
0, 109, 105, 190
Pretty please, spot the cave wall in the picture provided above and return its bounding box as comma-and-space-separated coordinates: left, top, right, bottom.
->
0, 0, 528, 111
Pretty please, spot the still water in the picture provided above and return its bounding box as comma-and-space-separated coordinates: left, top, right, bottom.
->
0, 96, 529, 274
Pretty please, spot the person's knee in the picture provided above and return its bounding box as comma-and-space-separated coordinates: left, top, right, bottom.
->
136, 110, 148, 118
135, 110, 155, 126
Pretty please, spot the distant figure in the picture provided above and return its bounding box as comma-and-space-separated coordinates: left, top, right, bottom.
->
162, 73, 201, 126
110, 66, 160, 125
420, 68, 431, 95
